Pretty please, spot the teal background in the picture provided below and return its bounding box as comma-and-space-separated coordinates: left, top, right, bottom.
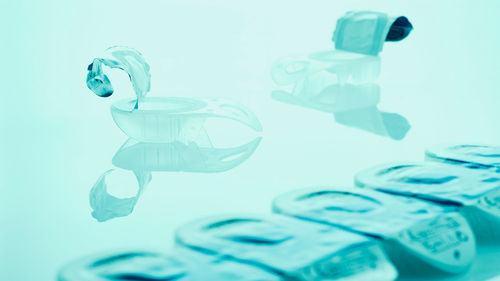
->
1, 0, 500, 280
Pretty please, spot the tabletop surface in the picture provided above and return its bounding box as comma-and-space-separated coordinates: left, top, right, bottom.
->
1, 1, 500, 280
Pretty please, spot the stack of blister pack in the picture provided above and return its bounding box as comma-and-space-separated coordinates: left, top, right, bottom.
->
59, 11, 499, 281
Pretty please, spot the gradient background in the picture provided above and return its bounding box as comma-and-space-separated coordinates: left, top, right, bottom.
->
1, 0, 500, 280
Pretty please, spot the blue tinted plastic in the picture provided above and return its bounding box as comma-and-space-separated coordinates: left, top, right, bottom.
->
112, 137, 262, 173
111, 97, 262, 143
271, 50, 410, 140
426, 143, 500, 171
355, 161, 500, 243
57, 248, 280, 281
176, 213, 398, 281
89, 169, 151, 222
273, 186, 476, 274
90, 123, 261, 221
355, 161, 500, 206
87, 48, 262, 142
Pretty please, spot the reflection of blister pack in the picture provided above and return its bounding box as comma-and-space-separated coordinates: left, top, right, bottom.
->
333, 11, 413, 56
112, 137, 262, 173
355, 161, 500, 242
57, 248, 280, 281
90, 125, 261, 222
175, 214, 397, 281
273, 187, 475, 275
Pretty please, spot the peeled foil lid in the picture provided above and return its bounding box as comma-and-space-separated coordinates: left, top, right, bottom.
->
273, 186, 453, 238
175, 213, 371, 274
57, 249, 280, 281
333, 11, 413, 56
354, 161, 500, 205
426, 143, 500, 169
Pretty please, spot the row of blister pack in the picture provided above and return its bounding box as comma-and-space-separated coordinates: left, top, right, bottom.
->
58, 143, 500, 281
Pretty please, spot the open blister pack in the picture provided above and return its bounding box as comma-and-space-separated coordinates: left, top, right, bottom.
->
270, 11, 413, 140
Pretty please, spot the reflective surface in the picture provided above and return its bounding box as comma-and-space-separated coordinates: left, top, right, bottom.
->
2, 1, 500, 280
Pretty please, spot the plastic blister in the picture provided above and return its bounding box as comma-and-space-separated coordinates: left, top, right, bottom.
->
57, 248, 280, 281
270, 63, 410, 140
111, 97, 262, 143
270, 11, 412, 140
86, 47, 262, 142
273, 186, 475, 274
271, 50, 381, 87
426, 143, 500, 171
175, 213, 397, 281
89, 169, 151, 222
355, 161, 500, 242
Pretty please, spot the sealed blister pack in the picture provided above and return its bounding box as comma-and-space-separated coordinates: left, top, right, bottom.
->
273, 186, 475, 275
175, 213, 398, 281
426, 143, 500, 172
355, 161, 500, 243
57, 248, 279, 281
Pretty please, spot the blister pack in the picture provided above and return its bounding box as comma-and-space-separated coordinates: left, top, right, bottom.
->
87, 47, 262, 143
111, 97, 262, 143
355, 161, 500, 242
175, 213, 397, 281
270, 11, 412, 140
57, 248, 279, 281
426, 143, 500, 172
273, 186, 475, 274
